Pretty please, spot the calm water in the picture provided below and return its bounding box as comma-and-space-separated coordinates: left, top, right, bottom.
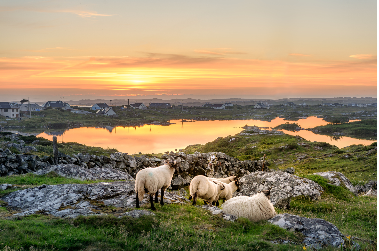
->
37, 117, 376, 154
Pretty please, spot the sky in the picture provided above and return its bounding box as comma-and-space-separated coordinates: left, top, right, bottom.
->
0, 0, 377, 102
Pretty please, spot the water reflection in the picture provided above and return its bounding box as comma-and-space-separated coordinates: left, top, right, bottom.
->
37, 117, 376, 154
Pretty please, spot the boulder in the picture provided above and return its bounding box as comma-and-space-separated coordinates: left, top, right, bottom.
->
237, 171, 323, 208
269, 213, 344, 249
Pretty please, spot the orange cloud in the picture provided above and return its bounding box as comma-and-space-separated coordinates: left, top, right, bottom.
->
289, 53, 311, 57
0, 54, 376, 99
349, 54, 373, 59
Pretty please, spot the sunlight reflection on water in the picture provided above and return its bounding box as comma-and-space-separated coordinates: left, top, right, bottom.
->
37, 117, 376, 154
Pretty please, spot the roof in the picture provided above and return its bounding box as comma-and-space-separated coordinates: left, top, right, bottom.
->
94, 103, 109, 108
44, 101, 69, 108
149, 103, 171, 108
0, 102, 12, 109
130, 103, 144, 107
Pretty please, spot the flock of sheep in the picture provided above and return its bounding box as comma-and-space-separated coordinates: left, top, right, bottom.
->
135, 159, 276, 222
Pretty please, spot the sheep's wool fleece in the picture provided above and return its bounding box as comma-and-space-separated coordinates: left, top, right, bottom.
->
190, 175, 221, 202
222, 193, 276, 222
135, 164, 174, 201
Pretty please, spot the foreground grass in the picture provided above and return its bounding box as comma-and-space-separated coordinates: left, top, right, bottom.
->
0, 205, 305, 251
0, 172, 376, 250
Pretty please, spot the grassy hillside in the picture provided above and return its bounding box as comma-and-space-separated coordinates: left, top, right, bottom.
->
0, 131, 376, 250
184, 132, 377, 184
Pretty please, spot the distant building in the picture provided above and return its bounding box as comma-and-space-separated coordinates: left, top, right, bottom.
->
0, 102, 20, 118
202, 103, 226, 109
20, 103, 44, 112
224, 103, 233, 107
254, 103, 270, 109
149, 103, 171, 109
91, 103, 109, 110
96, 107, 117, 116
43, 101, 71, 110
130, 103, 147, 110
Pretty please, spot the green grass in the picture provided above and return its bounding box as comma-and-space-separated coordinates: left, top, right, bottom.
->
0, 204, 305, 251
273, 122, 301, 131
312, 119, 377, 140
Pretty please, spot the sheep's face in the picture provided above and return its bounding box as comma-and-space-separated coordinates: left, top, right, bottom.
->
166, 158, 178, 172
261, 190, 271, 199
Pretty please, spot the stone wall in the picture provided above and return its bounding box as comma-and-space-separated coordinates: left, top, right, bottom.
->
0, 145, 267, 188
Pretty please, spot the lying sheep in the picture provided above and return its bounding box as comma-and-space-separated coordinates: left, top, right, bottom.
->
190, 175, 225, 205
135, 159, 177, 210
215, 178, 241, 206
221, 191, 276, 222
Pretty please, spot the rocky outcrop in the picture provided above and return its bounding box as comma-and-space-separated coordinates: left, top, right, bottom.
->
34, 164, 133, 181
237, 171, 324, 208
314, 171, 377, 196
2, 180, 189, 218
269, 213, 344, 249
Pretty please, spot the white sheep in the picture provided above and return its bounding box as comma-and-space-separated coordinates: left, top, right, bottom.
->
215, 179, 241, 206
188, 176, 237, 201
135, 159, 177, 210
189, 175, 225, 205
208, 176, 237, 184
221, 191, 276, 222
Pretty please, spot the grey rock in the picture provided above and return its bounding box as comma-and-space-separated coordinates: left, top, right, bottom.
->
201, 205, 238, 222
0, 183, 13, 190
269, 213, 344, 249
237, 171, 323, 208
2, 179, 189, 218
34, 164, 133, 181
314, 171, 377, 196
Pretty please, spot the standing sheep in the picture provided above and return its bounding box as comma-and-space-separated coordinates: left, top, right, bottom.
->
215, 179, 241, 206
208, 176, 237, 184
190, 175, 225, 205
135, 159, 177, 210
221, 191, 276, 222
189, 176, 237, 201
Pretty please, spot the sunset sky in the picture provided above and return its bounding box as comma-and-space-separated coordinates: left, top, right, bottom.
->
1, 0, 377, 102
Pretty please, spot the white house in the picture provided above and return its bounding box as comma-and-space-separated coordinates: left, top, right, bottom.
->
0, 102, 20, 118
96, 107, 117, 116
43, 101, 71, 110
92, 103, 109, 110
224, 103, 233, 107
130, 103, 147, 110
20, 103, 44, 112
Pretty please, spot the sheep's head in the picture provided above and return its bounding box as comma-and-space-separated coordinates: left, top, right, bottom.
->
212, 180, 225, 190
228, 176, 238, 183
261, 189, 271, 199
166, 158, 179, 172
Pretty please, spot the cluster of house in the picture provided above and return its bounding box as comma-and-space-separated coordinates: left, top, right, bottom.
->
0, 101, 71, 119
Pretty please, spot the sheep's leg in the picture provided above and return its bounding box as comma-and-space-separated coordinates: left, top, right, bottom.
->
192, 193, 197, 206
150, 194, 156, 210
216, 200, 219, 207
136, 192, 140, 208
160, 188, 165, 206
155, 191, 159, 203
